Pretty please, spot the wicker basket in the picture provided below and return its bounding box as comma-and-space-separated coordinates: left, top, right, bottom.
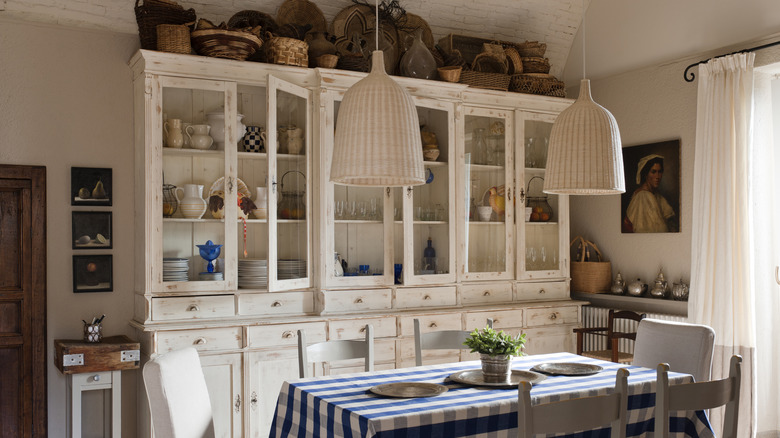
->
157, 24, 191, 54
336, 54, 369, 72
504, 47, 523, 75
135, 0, 196, 50
228, 10, 278, 35
510, 73, 566, 97
191, 28, 263, 61
521, 57, 551, 74
570, 236, 612, 294
437, 66, 462, 83
264, 35, 309, 67
459, 70, 510, 91
472, 52, 508, 74
515, 41, 547, 58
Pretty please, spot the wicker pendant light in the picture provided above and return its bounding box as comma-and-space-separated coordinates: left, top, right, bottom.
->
330, 2, 425, 187
543, 3, 624, 195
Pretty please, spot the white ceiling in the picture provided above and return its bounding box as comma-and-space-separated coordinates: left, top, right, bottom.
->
4, 0, 780, 85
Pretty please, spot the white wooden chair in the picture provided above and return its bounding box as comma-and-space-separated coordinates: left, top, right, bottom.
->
633, 319, 715, 382
142, 347, 216, 438
655, 355, 741, 438
298, 324, 374, 378
518, 368, 629, 438
414, 318, 493, 366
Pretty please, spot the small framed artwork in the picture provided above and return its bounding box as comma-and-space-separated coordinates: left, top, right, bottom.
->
73, 255, 113, 293
72, 211, 112, 249
71, 167, 112, 206
620, 139, 681, 233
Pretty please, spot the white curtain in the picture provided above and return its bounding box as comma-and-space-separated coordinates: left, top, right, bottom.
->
690, 53, 756, 438
751, 65, 780, 437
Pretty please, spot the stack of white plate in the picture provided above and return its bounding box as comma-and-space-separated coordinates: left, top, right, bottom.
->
278, 259, 306, 280
238, 258, 268, 288
163, 257, 189, 282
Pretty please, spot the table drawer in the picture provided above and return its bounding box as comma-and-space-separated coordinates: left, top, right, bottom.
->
525, 305, 578, 327
151, 295, 235, 321
464, 309, 524, 330
515, 282, 568, 301
399, 313, 462, 337
247, 322, 327, 348
329, 317, 397, 340
460, 283, 513, 305
319, 289, 392, 313
395, 286, 457, 309
157, 327, 242, 353
237, 291, 314, 316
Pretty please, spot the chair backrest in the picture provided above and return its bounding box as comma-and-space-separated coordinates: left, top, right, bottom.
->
142, 347, 215, 438
655, 355, 741, 438
576, 309, 645, 363
298, 324, 374, 378
518, 368, 629, 438
414, 318, 493, 366
633, 319, 715, 382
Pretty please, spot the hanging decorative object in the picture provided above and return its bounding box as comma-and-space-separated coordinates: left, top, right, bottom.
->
543, 2, 624, 195
330, 0, 424, 186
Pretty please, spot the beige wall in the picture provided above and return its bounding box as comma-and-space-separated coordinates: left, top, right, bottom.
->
0, 17, 139, 436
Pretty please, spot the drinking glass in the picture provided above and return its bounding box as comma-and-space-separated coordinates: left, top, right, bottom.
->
357, 201, 368, 220
525, 137, 537, 168
347, 201, 357, 220
334, 200, 345, 220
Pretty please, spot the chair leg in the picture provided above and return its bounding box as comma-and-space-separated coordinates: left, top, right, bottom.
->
576, 332, 584, 355
610, 337, 619, 363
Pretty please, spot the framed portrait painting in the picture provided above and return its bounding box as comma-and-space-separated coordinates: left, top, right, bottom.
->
620, 139, 680, 233
71, 167, 112, 206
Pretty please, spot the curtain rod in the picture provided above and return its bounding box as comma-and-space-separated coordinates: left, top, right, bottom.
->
684, 39, 780, 82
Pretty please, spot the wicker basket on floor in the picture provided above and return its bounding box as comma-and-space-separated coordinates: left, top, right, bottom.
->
459, 70, 510, 91
157, 24, 191, 54
135, 0, 196, 50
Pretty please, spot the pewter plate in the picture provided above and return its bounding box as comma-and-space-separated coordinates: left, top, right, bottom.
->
369, 382, 448, 398
530, 362, 604, 376
449, 369, 546, 388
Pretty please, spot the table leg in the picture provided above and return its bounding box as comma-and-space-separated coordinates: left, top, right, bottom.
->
111, 370, 122, 437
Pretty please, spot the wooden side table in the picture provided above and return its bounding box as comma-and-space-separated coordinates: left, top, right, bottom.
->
54, 335, 140, 438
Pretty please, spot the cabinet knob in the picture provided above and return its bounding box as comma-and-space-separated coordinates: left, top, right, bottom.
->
406, 187, 413, 198
91, 374, 100, 382
538, 289, 546, 294
359, 326, 366, 333
423, 295, 431, 300
549, 313, 558, 320
354, 298, 364, 304
234, 395, 241, 413
250, 391, 258, 410
194, 337, 207, 345
429, 322, 437, 328
507, 187, 512, 201
282, 331, 295, 339
272, 301, 282, 307
483, 291, 491, 296
187, 304, 200, 312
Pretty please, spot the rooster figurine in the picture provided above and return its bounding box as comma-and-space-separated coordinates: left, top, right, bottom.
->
488, 186, 505, 218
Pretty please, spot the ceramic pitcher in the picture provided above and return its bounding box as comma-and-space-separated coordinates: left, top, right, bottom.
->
163, 118, 184, 148
252, 186, 268, 219
285, 125, 304, 155
174, 184, 207, 219
186, 124, 214, 150
243, 126, 266, 153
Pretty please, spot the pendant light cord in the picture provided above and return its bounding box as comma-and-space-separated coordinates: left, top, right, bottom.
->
581, 0, 586, 80
375, 0, 379, 50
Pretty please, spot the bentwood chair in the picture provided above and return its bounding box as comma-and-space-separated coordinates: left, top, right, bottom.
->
574, 309, 645, 363
655, 355, 742, 438
298, 324, 374, 378
518, 368, 629, 438
633, 318, 715, 383
414, 318, 493, 366
143, 347, 216, 438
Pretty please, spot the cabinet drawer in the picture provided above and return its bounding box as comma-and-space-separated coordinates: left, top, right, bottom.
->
525, 305, 578, 327
515, 282, 568, 301
523, 325, 577, 355
329, 317, 396, 340
319, 289, 392, 313
395, 286, 457, 309
247, 322, 327, 348
151, 295, 235, 321
399, 313, 462, 337
398, 338, 462, 363
237, 291, 314, 316
464, 309, 524, 330
460, 283, 513, 305
157, 327, 243, 353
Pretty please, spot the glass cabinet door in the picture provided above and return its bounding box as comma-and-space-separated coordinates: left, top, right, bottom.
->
265, 76, 312, 292
460, 107, 515, 281
516, 112, 568, 280
402, 97, 456, 285
156, 76, 237, 292
322, 90, 394, 288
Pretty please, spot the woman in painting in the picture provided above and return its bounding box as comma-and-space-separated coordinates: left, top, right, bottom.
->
622, 154, 677, 233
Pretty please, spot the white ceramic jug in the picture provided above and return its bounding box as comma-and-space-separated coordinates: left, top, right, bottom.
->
163, 118, 184, 148
285, 125, 304, 155
186, 124, 214, 150
252, 187, 268, 219
174, 184, 207, 219
206, 112, 246, 148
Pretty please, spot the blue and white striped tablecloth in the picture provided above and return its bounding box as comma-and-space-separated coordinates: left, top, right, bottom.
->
270, 352, 714, 438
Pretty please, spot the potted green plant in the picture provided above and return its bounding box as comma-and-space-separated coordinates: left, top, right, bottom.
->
464, 325, 527, 383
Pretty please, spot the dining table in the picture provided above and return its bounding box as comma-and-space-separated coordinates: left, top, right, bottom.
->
270, 351, 714, 438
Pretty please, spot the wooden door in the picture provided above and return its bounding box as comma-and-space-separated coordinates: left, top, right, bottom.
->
0, 165, 46, 437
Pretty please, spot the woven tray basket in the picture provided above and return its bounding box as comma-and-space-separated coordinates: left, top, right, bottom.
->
459, 70, 510, 91
264, 35, 309, 67
191, 28, 263, 61
570, 236, 612, 293
515, 41, 547, 58
521, 57, 551, 74
336, 54, 369, 72
157, 24, 191, 54
510, 73, 566, 97
135, 0, 196, 50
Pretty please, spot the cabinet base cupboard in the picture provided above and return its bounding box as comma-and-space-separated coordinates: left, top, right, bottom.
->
130, 50, 584, 438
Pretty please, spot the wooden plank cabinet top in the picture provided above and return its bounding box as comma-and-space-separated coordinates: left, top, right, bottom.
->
54, 335, 140, 374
